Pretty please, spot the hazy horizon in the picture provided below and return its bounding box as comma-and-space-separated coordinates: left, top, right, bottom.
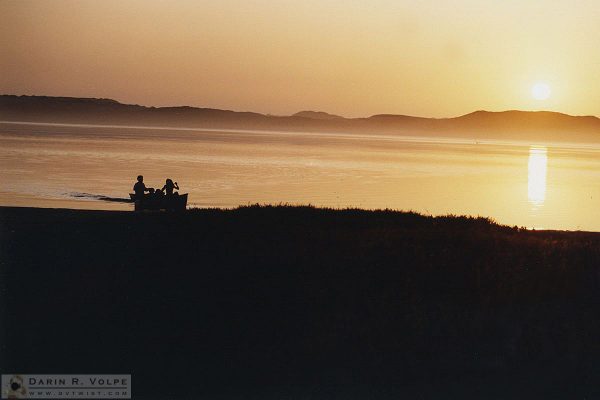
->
3, 93, 600, 120
2, 1, 600, 118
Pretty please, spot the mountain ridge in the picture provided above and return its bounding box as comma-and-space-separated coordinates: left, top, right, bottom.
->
293, 110, 344, 120
2, 94, 599, 142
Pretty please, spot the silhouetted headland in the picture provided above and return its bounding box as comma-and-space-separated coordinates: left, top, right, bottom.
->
2, 94, 600, 142
1, 205, 599, 398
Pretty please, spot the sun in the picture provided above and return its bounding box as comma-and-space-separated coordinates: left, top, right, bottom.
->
532, 83, 551, 100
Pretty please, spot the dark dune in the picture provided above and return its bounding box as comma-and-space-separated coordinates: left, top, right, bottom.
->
1, 205, 600, 399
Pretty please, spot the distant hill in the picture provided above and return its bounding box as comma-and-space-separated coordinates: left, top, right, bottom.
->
1, 94, 600, 142
293, 110, 343, 120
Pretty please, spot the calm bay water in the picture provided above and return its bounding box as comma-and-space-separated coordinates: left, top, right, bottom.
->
2, 121, 600, 231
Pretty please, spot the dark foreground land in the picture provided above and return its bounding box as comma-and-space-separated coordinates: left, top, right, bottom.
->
1, 206, 600, 399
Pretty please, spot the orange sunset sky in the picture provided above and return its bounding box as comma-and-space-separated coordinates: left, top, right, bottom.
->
1, 0, 599, 118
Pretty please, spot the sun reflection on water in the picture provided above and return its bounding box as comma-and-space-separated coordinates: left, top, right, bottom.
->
528, 146, 547, 207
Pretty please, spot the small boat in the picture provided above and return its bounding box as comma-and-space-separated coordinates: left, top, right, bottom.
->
129, 193, 188, 211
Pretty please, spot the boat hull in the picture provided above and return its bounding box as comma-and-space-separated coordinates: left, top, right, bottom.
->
129, 193, 188, 211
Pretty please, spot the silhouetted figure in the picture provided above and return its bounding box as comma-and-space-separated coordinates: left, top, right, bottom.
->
162, 178, 179, 196
130, 176, 187, 211
133, 175, 151, 199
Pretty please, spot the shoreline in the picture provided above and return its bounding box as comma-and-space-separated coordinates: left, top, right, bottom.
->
2, 204, 600, 235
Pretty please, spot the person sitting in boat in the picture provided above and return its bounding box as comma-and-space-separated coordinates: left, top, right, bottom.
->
133, 175, 152, 199
154, 188, 164, 198
161, 178, 179, 196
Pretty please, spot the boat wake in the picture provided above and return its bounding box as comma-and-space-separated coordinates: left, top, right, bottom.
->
69, 192, 132, 203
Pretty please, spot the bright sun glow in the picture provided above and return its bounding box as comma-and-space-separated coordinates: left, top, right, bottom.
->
531, 83, 551, 100
528, 146, 547, 207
